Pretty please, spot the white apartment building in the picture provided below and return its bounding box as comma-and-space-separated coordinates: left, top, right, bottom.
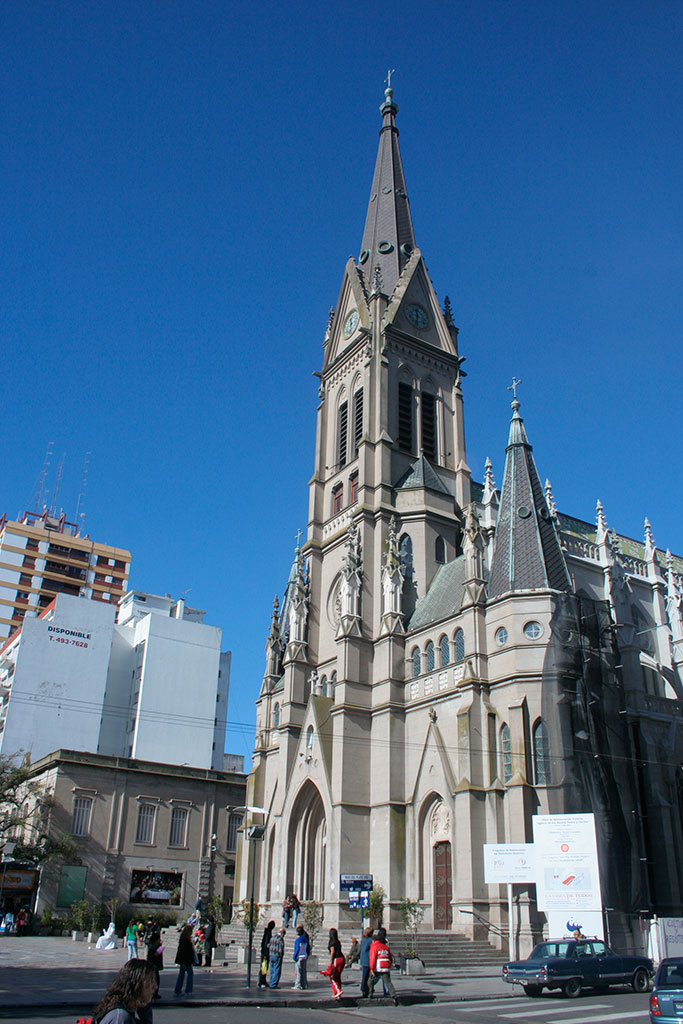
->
0, 591, 230, 770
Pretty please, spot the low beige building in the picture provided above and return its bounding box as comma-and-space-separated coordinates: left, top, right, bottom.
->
25, 750, 246, 918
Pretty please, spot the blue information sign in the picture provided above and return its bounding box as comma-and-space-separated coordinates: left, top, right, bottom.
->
340, 874, 373, 891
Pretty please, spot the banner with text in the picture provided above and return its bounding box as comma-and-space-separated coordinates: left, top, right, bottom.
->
533, 813, 602, 913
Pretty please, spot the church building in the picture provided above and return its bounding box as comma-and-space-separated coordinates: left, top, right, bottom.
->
238, 86, 683, 950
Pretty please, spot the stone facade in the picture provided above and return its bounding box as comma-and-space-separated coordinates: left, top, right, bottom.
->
237, 87, 683, 953
25, 749, 246, 918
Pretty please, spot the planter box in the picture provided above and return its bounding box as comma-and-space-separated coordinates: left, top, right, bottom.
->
404, 958, 425, 976
72, 930, 88, 942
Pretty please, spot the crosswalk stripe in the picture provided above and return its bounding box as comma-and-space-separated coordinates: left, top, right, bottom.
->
552, 1012, 645, 1024
454, 999, 533, 1010
499, 1005, 611, 1019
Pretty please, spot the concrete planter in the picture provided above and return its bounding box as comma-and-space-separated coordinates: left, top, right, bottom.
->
404, 958, 426, 976
71, 930, 87, 942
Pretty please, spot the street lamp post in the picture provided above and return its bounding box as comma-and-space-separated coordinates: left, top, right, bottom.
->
227, 806, 268, 988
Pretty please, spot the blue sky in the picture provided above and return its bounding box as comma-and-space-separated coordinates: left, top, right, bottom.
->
2, 1, 681, 763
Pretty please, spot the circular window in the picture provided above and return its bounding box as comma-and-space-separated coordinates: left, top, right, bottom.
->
517, 505, 531, 519
524, 621, 543, 640
359, 249, 370, 264
401, 242, 413, 258
495, 627, 508, 645
538, 506, 549, 520
378, 240, 394, 254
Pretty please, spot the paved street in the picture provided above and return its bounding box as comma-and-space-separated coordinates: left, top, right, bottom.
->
0, 937, 653, 1023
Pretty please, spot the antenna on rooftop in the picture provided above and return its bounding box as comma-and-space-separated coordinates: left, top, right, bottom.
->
33, 441, 54, 512
75, 452, 91, 536
51, 451, 66, 516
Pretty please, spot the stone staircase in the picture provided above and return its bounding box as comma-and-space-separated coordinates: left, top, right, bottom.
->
217, 921, 507, 971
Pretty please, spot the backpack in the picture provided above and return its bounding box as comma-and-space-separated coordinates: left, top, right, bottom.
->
376, 944, 392, 971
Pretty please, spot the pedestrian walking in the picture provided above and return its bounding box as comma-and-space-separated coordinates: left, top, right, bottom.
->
282, 895, 292, 928
269, 927, 286, 988
359, 927, 373, 996
144, 920, 164, 1000
173, 923, 195, 998
369, 927, 398, 1003
126, 921, 138, 961
203, 914, 217, 966
326, 927, 345, 999
289, 893, 300, 929
258, 920, 275, 988
292, 924, 310, 989
90, 958, 157, 1023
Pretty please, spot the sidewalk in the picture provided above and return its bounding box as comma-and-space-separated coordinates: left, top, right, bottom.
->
0, 935, 522, 1011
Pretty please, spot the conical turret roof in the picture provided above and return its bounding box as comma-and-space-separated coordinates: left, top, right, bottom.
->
488, 395, 572, 599
358, 84, 416, 296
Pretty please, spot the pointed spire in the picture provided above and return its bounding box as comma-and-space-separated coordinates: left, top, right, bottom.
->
488, 389, 572, 599
544, 478, 558, 518
483, 457, 496, 503
443, 296, 454, 327
596, 499, 608, 540
644, 516, 655, 558
358, 78, 416, 297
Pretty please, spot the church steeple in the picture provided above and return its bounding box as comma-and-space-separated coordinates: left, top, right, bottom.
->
488, 384, 572, 599
358, 77, 416, 297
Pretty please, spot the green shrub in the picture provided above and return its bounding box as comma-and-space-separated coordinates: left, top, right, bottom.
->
368, 884, 386, 926
300, 900, 323, 945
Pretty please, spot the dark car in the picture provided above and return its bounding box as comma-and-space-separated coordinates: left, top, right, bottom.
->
649, 957, 683, 1021
502, 938, 653, 998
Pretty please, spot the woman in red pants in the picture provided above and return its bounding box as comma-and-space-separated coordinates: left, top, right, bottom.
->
326, 927, 345, 998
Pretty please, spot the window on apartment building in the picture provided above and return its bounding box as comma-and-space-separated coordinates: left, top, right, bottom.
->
169, 807, 188, 847
72, 796, 93, 837
349, 472, 359, 504
332, 484, 343, 516
421, 391, 437, 461
398, 382, 413, 451
226, 813, 241, 852
353, 387, 364, 456
338, 401, 348, 468
136, 804, 157, 844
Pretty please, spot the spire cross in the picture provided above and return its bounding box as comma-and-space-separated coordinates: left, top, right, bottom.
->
508, 377, 522, 400
385, 68, 395, 89
295, 528, 303, 548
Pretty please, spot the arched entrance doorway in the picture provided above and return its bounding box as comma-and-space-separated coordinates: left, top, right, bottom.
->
287, 782, 327, 901
429, 800, 452, 929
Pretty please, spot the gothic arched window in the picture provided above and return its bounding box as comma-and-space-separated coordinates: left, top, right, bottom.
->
306, 725, 315, 751
500, 724, 512, 784
421, 391, 437, 461
454, 628, 465, 662
426, 641, 435, 672
338, 399, 348, 468
353, 387, 364, 457
435, 535, 446, 563
320, 674, 327, 697
439, 634, 450, 667
412, 647, 421, 678
273, 703, 280, 729
398, 381, 413, 451
533, 719, 550, 785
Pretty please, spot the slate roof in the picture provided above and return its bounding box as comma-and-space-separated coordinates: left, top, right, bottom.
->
558, 512, 683, 574
488, 400, 571, 599
358, 86, 416, 297
409, 556, 468, 630
395, 454, 452, 496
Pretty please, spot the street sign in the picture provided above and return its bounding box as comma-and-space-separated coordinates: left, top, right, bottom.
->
340, 873, 373, 891
360, 891, 369, 909
348, 890, 360, 909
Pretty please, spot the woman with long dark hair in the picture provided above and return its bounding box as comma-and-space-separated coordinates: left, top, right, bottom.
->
173, 923, 195, 998
91, 959, 157, 1023
258, 920, 275, 988
326, 927, 345, 999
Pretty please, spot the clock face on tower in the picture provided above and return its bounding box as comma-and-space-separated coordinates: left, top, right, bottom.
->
406, 303, 428, 329
344, 310, 359, 338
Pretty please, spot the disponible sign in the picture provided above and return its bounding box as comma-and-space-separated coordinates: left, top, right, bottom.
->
533, 813, 602, 912
483, 844, 536, 884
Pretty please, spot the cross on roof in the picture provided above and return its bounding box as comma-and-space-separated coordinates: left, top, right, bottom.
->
507, 377, 522, 400
295, 528, 303, 548
385, 68, 395, 89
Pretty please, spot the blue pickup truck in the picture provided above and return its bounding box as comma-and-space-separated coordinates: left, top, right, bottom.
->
502, 938, 653, 998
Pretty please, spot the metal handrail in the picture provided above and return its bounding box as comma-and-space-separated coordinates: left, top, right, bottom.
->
459, 907, 507, 939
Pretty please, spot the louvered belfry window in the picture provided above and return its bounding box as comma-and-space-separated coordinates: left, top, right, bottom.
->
422, 392, 437, 460
353, 388, 364, 456
398, 382, 413, 451
338, 402, 348, 467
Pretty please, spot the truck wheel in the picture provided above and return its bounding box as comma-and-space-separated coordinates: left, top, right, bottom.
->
563, 978, 582, 998
632, 968, 649, 993
523, 985, 542, 997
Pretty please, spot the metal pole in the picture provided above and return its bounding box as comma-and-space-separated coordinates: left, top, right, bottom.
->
246, 838, 255, 987
507, 883, 514, 959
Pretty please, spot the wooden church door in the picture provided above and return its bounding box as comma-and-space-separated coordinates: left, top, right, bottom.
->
433, 841, 453, 929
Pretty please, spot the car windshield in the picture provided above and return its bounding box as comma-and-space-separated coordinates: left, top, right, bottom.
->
657, 962, 683, 988
530, 942, 570, 959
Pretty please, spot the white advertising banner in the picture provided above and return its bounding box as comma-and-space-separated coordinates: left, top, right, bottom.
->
533, 813, 602, 913
661, 918, 683, 957
547, 910, 604, 941
483, 844, 536, 884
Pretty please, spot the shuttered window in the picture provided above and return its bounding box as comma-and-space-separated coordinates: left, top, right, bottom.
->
338, 402, 348, 467
398, 383, 413, 451
421, 392, 437, 460
353, 388, 364, 456
169, 807, 188, 847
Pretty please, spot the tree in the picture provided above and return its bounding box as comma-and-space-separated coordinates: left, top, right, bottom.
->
233, 897, 261, 934
0, 752, 35, 838
206, 894, 225, 930
398, 897, 425, 957
368, 883, 386, 926
0, 752, 79, 865
300, 899, 323, 945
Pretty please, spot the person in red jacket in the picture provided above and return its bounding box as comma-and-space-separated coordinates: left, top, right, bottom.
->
369, 927, 398, 1002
